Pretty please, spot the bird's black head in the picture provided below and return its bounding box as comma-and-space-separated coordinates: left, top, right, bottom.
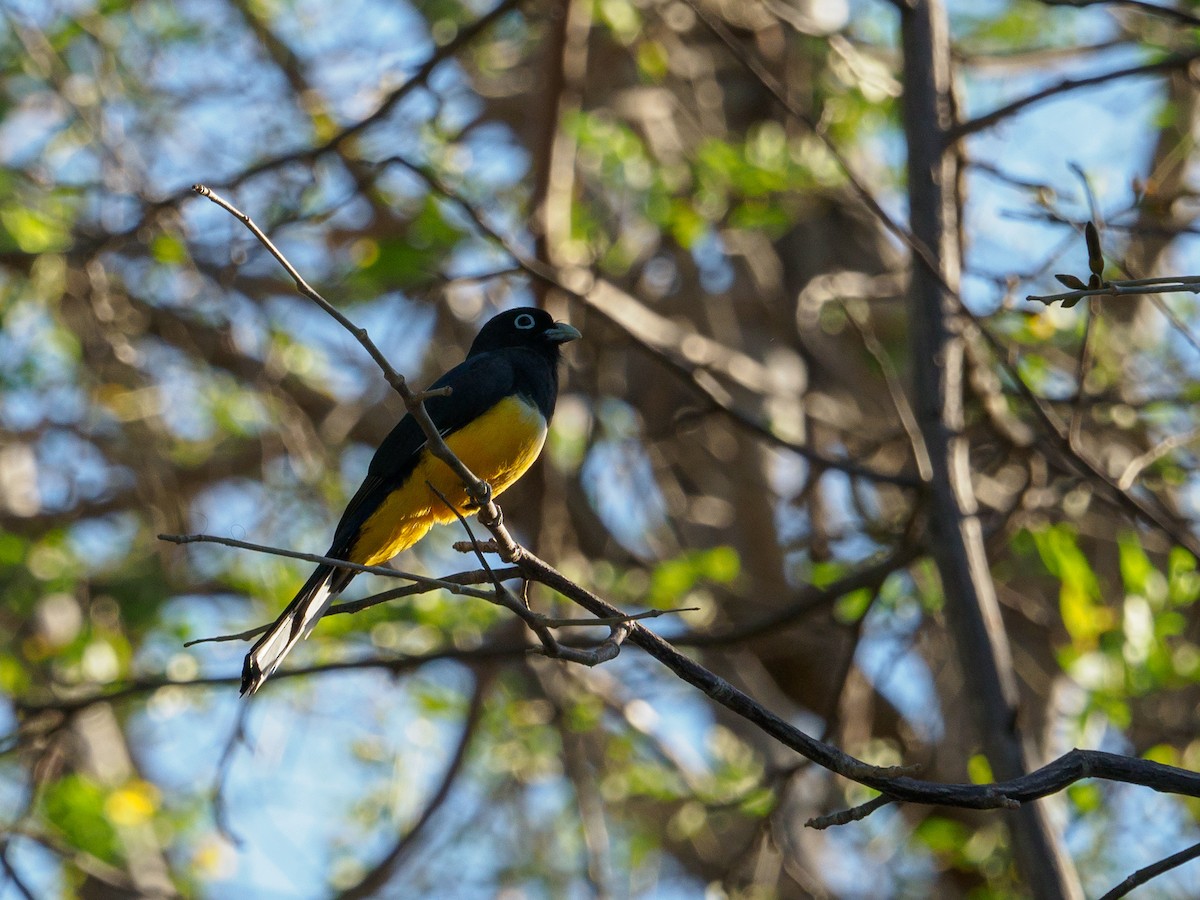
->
468, 307, 581, 358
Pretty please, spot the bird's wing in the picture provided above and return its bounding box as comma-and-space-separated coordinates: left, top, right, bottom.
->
326, 351, 517, 554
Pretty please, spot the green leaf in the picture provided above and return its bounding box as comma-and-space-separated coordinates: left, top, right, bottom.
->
1117, 531, 1155, 600
1031, 524, 1112, 645
915, 816, 971, 854
0, 532, 27, 566
636, 40, 668, 80
1144, 743, 1179, 766
0, 654, 30, 693
647, 546, 740, 607
151, 233, 188, 265
834, 587, 874, 623
729, 200, 791, 235
351, 196, 467, 289
0, 205, 71, 253
1068, 782, 1101, 814
738, 787, 776, 818
40, 774, 122, 866
967, 753, 994, 785
1168, 547, 1200, 607
665, 199, 707, 249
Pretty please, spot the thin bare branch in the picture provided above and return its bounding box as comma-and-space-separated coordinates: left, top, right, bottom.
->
12, 646, 525, 718
336, 678, 487, 900
951, 52, 1200, 141
211, 703, 250, 847
183, 0, 524, 198
377, 156, 921, 487
1097, 840, 1200, 900
191, 184, 505, 522
807, 795, 896, 830
1028, 274, 1200, 306
1039, 0, 1200, 28
184, 567, 523, 646
538, 607, 697, 628
1117, 425, 1200, 490
159, 532, 499, 601
512, 547, 1200, 811
0, 839, 37, 900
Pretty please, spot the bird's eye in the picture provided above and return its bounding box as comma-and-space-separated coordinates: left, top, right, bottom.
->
514, 313, 536, 330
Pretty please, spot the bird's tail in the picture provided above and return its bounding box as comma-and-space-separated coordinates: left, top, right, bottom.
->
241, 565, 347, 695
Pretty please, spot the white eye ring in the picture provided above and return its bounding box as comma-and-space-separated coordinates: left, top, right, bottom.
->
514, 313, 536, 330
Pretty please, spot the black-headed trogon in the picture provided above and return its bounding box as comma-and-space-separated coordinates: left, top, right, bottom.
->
241, 307, 580, 694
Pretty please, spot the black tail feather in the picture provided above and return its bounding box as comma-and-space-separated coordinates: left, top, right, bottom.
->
240, 564, 353, 695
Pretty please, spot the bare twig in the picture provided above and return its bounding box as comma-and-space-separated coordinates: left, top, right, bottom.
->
807, 795, 895, 830
514, 547, 1200, 808
336, 678, 488, 900
193, 185, 408, 387
430, 482, 638, 666
1039, 0, 1200, 29
426, 480, 562, 657
1028, 274, 1200, 306
1147, 293, 1200, 358
1117, 425, 1200, 490
184, 567, 525, 646
951, 52, 1200, 141
0, 839, 37, 900
177, 169, 1200, 869
191, 184, 504, 522
515, 550, 910, 780
11, 646, 529, 719
327, 567, 521, 616
376, 156, 920, 487
1097, 840, 1200, 900
538, 608, 697, 627
426, 482, 511, 598
159, 532, 498, 602
212, 703, 251, 846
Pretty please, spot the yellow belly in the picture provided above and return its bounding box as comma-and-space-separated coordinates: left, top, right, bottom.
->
350, 396, 547, 566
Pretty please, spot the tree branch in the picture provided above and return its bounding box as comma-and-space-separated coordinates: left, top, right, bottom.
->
951, 52, 1200, 142
901, 1, 1081, 894
159, 532, 499, 602
184, 567, 524, 646
510, 547, 1200, 811
1028, 273, 1200, 306
376, 155, 920, 487
1039, 0, 1200, 29
336, 677, 488, 899
1098, 840, 1200, 900
175, 167, 1200, 892
191, 184, 505, 523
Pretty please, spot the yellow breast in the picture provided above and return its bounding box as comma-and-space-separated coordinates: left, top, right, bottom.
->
350, 396, 548, 567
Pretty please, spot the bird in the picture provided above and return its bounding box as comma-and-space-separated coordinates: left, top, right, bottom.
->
240, 307, 581, 694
